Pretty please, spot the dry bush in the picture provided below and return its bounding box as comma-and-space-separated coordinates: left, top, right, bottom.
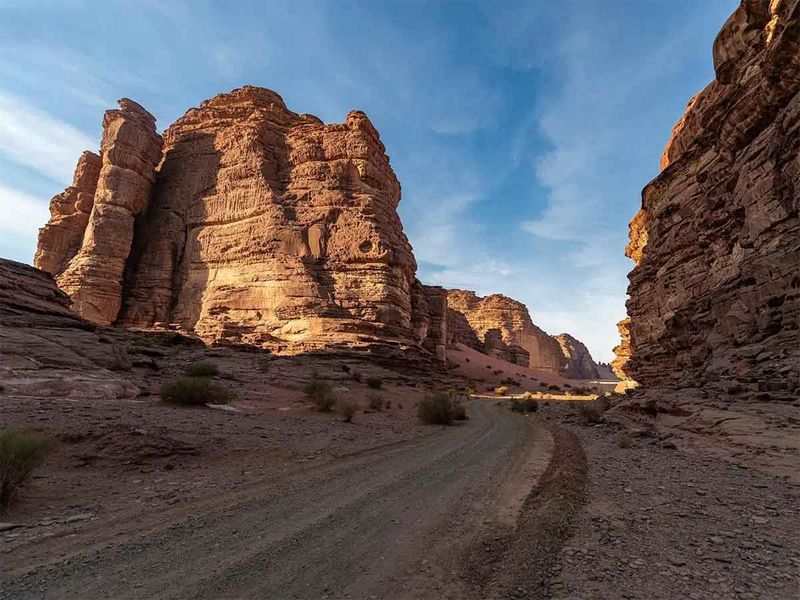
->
304, 378, 335, 412
160, 377, 231, 405
184, 361, 219, 377
510, 397, 538, 414
339, 398, 358, 422
548, 384, 561, 391
0, 428, 55, 512
618, 432, 634, 449
577, 402, 605, 424
494, 386, 509, 396
367, 391, 383, 411
418, 392, 466, 425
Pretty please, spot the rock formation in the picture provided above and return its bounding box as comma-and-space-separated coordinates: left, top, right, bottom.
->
34, 151, 102, 277
446, 289, 564, 371
0, 258, 138, 399
616, 1, 800, 400
555, 333, 600, 380
35, 87, 446, 360
38, 99, 163, 325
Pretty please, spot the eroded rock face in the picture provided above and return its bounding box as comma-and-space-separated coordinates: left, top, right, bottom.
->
34, 151, 102, 277
0, 259, 138, 399
36, 100, 163, 326
618, 1, 800, 400
446, 289, 564, 371
555, 333, 600, 380
36, 87, 444, 360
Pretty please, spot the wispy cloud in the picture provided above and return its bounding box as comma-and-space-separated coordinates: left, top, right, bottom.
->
0, 92, 96, 183
0, 184, 48, 238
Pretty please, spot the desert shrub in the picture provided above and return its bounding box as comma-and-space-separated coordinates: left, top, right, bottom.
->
283, 206, 297, 221
339, 398, 358, 423
366, 377, 383, 389
511, 396, 538, 414
367, 391, 383, 411
597, 395, 612, 412
385, 399, 392, 409
160, 377, 231, 405
548, 384, 561, 391
494, 386, 508, 396
577, 402, 605, 424
618, 432, 633, 449
184, 361, 219, 377
304, 377, 335, 412
341, 364, 351, 373
500, 377, 521, 386
452, 399, 468, 421
418, 393, 458, 425
0, 428, 55, 511
351, 370, 363, 383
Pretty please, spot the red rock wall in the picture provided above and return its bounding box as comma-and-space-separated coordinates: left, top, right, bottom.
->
37, 100, 163, 325
619, 1, 800, 399
446, 289, 565, 371
35, 87, 444, 361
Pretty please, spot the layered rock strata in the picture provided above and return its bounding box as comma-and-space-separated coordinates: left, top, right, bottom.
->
617, 1, 800, 400
36, 87, 445, 360
482, 328, 530, 366
37, 100, 163, 325
446, 289, 565, 371
34, 151, 102, 277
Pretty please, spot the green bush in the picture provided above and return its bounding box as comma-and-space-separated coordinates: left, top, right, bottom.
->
304, 378, 335, 412
417, 392, 468, 425
184, 361, 219, 377
0, 428, 55, 512
367, 391, 383, 411
160, 377, 231, 405
339, 398, 358, 422
365, 377, 383, 389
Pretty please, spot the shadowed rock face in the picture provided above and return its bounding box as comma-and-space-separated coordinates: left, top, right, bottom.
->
35, 87, 445, 360
618, 1, 800, 398
446, 289, 564, 371
555, 333, 600, 380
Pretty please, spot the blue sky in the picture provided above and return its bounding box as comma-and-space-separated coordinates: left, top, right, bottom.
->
0, 0, 736, 361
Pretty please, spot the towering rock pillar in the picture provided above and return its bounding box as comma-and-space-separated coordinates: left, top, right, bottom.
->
56, 99, 163, 325
35, 151, 102, 277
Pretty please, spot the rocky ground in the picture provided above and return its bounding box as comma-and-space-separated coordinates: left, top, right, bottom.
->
538, 401, 800, 600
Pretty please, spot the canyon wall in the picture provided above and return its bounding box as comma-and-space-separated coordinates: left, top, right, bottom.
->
617, 1, 800, 400
35, 87, 446, 360
555, 333, 600, 380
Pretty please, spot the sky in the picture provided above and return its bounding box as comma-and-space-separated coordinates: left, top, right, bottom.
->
0, 0, 737, 362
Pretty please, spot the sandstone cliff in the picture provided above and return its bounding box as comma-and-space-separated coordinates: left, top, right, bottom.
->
617, 1, 800, 400
555, 333, 600, 380
36, 87, 445, 360
446, 289, 564, 371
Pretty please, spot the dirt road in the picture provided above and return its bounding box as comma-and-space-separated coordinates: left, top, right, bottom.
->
1, 400, 555, 599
